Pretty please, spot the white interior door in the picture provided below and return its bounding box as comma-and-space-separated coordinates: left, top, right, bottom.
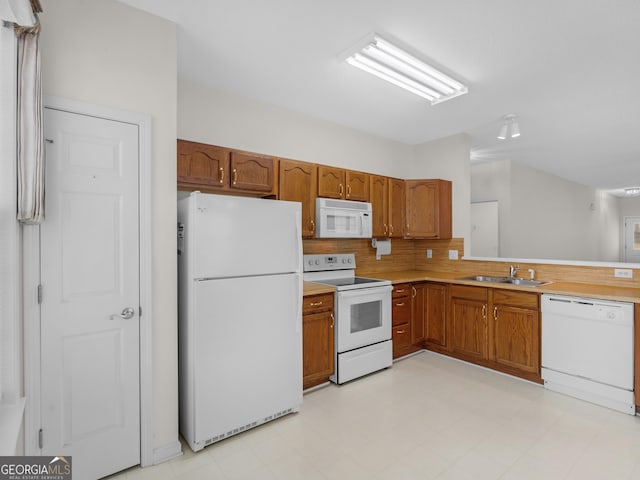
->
624, 216, 640, 263
40, 108, 140, 479
471, 201, 499, 257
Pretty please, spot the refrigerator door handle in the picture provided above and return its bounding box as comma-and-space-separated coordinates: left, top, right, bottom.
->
295, 274, 302, 334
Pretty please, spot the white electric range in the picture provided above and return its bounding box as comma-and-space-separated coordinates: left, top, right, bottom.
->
303, 253, 392, 384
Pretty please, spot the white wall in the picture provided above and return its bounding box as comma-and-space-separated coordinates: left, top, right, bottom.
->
470, 159, 511, 257
40, 0, 178, 456
178, 79, 413, 178
471, 159, 622, 262
412, 133, 471, 253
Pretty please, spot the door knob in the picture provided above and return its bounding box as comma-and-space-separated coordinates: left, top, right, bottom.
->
110, 307, 135, 320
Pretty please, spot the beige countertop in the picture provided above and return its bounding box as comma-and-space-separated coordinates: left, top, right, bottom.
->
303, 281, 336, 296
357, 269, 640, 303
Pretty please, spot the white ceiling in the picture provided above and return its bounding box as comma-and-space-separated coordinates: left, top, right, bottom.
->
119, 0, 640, 192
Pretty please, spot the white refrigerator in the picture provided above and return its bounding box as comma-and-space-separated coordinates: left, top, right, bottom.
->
177, 192, 303, 452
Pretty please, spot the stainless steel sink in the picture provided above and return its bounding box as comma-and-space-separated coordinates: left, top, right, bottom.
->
458, 275, 511, 283
457, 275, 550, 287
506, 278, 550, 286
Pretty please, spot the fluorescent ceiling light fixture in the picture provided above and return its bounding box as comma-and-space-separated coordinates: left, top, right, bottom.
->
497, 114, 521, 140
624, 187, 640, 196
345, 34, 468, 104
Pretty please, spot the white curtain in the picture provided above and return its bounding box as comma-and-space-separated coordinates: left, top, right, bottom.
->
16, 22, 43, 224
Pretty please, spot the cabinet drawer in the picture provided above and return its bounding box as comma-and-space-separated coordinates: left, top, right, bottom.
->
450, 284, 488, 302
392, 297, 411, 326
493, 290, 539, 310
303, 294, 334, 314
393, 323, 412, 350
392, 283, 411, 298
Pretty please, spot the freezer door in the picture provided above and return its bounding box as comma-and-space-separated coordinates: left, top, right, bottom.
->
189, 193, 302, 278
190, 273, 302, 445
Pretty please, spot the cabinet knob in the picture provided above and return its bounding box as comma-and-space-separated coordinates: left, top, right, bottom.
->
309, 301, 323, 307
339, 184, 344, 197
310, 219, 315, 234
232, 168, 238, 185
395, 302, 405, 307
218, 167, 224, 184
330, 313, 334, 328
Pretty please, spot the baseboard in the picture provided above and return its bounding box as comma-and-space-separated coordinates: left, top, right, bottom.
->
152, 440, 183, 465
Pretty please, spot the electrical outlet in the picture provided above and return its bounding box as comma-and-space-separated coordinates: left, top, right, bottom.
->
448, 250, 458, 260
426, 249, 432, 258
614, 268, 633, 279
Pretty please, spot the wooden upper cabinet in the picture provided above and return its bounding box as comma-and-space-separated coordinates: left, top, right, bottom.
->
317, 166, 345, 199
279, 159, 318, 238
229, 151, 274, 192
346, 171, 369, 201
388, 178, 405, 238
317, 166, 369, 201
177, 140, 229, 188
370, 176, 405, 238
370, 175, 389, 237
177, 139, 276, 196
405, 179, 452, 239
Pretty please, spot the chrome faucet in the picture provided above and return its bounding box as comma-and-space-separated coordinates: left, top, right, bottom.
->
528, 268, 536, 280
509, 265, 520, 277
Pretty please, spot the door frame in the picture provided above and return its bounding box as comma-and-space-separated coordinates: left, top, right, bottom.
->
623, 216, 640, 263
23, 96, 154, 468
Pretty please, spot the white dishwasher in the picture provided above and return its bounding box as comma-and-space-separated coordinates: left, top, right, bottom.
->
541, 294, 635, 415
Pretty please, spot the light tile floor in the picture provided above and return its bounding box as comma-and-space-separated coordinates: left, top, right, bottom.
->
109, 352, 640, 480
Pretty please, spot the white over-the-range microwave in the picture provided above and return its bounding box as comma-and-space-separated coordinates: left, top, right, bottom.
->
315, 198, 372, 238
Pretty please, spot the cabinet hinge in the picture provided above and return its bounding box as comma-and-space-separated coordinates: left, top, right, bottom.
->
38, 428, 43, 449
37, 284, 43, 304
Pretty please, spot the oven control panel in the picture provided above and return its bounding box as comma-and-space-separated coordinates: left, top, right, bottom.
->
303, 253, 356, 272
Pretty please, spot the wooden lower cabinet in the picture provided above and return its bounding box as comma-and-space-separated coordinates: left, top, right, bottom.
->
449, 285, 489, 361
635, 304, 640, 409
302, 294, 334, 389
417, 282, 447, 349
441, 285, 541, 382
392, 283, 414, 358
491, 290, 540, 375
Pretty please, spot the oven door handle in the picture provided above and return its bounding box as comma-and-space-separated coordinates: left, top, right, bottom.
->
336, 285, 392, 299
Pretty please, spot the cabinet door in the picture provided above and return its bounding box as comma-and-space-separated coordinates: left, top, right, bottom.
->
346, 171, 369, 202
229, 151, 275, 193
411, 284, 425, 345
317, 166, 345, 199
405, 179, 452, 239
177, 140, 228, 188
492, 291, 539, 374
388, 178, 405, 238
302, 310, 334, 389
279, 159, 317, 237
424, 283, 447, 347
449, 286, 488, 360
370, 175, 389, 237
